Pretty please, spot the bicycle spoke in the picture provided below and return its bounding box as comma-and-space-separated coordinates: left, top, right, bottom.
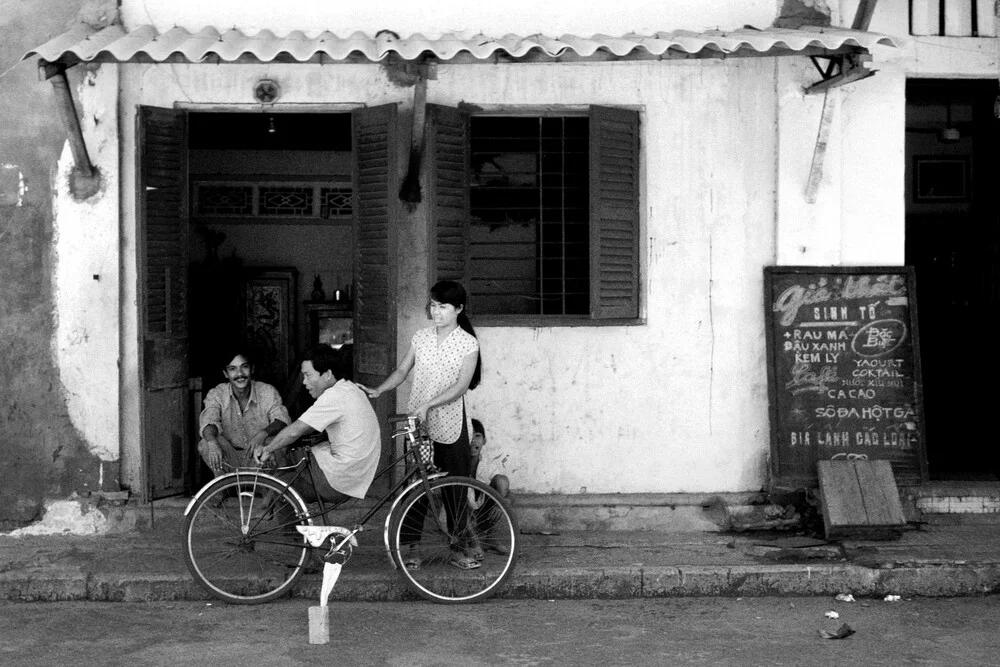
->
390, 477, 518, 603
184, 476, 310, 604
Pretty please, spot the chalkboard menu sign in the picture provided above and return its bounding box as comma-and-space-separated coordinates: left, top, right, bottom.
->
764, 267, 926, 488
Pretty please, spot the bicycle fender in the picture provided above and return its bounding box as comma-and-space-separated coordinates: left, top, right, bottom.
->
183, 470, 309, 517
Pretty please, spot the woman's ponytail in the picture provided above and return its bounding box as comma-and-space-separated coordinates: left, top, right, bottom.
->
458, 311, 481, 390
431, 280, 482, 390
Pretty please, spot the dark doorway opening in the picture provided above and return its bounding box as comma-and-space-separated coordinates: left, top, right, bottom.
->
186, 111, 356, 488
140, 105, 400, 500
905, 79, 1000, 480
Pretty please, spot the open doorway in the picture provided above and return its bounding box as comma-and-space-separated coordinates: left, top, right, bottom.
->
138, 106, 400, 499
186, 112, 355, 485
905, 79, 1000, 480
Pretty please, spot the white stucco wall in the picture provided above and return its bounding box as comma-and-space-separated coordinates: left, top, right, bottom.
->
113, 54, 843, 494
51, 0, 1000, 495
53, 65, 120, 463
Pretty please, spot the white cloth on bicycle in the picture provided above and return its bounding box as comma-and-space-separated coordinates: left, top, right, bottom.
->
299, 379, 381, 499
407, 326, 479, 444
320, 562, 342, 607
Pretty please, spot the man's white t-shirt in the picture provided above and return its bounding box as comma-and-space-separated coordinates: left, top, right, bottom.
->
299, 379, 381, 499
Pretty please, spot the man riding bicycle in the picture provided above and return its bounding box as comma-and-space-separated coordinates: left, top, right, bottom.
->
253, 344, 380, 503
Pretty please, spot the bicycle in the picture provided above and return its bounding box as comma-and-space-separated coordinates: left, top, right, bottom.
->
182, 415, 519, 605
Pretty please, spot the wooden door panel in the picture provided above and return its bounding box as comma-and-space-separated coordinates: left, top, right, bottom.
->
144, 388, 188, 494
138, 106, 190, 499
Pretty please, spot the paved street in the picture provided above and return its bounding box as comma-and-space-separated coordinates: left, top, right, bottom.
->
1, 596, 998, 666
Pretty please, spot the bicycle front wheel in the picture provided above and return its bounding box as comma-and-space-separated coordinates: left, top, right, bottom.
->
389, 477, 519, 604
183, 475, 311, 604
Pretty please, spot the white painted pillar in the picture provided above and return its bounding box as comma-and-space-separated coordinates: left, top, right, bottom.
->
53, 64, 121, 471
839, 68, 906, 265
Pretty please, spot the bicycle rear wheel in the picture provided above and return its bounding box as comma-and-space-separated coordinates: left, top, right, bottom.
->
183, 475, 311, 604
389, 477, 518, 604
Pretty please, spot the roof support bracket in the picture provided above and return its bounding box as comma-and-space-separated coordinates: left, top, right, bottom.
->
44, 61, 97, 179
804, 53, 874, 94
806, 0, 880, 95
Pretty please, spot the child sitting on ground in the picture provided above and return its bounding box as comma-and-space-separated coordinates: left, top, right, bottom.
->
470, 418, 510, 500
466, 418, 511, 559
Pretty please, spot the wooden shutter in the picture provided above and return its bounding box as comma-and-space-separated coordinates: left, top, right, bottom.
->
137, 106, 190, 499
426, 104, 471, 285
353, 104, 399, 380
589, 106, 640, 319
353, 104, 399, 492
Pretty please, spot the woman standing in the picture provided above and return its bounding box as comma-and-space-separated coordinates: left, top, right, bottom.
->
362, 280, 482, 570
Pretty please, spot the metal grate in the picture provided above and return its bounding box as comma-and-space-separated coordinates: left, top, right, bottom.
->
469, 116, 589, 315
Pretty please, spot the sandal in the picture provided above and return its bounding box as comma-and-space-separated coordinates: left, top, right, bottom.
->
468, 548, 485, 562
403, 545, 421, 570
449, 555, 482, 570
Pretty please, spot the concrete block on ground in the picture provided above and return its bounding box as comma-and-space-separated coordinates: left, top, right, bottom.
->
308, 606, 330, 644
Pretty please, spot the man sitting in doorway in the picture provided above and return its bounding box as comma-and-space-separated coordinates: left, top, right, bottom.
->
198, 349, 291, 476
253, 344, 381, 503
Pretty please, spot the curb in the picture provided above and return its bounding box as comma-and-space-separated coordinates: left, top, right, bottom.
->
2, 563, 998, 603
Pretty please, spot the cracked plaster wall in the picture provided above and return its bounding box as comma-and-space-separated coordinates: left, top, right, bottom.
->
0, 0, 119, 528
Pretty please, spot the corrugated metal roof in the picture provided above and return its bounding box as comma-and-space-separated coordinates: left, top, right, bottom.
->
25, 24, 901, 66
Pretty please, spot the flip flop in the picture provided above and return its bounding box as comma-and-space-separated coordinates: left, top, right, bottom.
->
403, 545, 421, 570
449, 555, 482, 570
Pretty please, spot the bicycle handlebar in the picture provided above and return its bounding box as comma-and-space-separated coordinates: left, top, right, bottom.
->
389, 414, 421, 425
389, 414, 423, 437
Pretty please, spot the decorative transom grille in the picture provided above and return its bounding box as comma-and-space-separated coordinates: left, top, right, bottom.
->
259, 186, 313, 216
321, 187, 353, 217
192, 181, 353, 219
196, 185, 254, 216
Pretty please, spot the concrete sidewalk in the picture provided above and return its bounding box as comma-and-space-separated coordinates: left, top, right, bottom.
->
1, 505, 998, 603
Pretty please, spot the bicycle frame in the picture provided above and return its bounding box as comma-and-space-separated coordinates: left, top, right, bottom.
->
184, 418, 450, 563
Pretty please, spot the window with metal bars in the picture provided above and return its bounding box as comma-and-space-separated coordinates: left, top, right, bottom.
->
469, 116, 590, 315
